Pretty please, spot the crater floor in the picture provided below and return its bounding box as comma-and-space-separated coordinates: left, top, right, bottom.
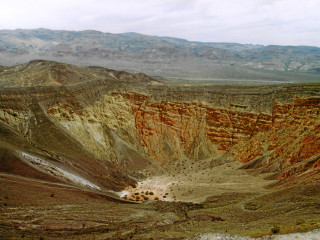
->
119, 160, 275, 203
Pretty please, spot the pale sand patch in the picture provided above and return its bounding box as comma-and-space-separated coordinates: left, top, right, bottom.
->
21, 152, 101, 190
117, 161, 276, 203
191, 228, 320, 239
117, 176, 179, 202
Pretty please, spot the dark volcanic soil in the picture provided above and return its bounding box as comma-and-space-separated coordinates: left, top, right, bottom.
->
1, 173, 320, 239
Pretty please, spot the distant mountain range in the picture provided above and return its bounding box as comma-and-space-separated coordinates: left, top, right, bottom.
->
0, 28, 320, 82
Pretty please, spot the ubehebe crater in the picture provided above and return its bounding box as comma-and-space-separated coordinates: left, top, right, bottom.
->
1, 60, 320, 239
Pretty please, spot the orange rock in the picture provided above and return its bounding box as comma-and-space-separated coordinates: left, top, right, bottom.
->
126, 93, 320, 179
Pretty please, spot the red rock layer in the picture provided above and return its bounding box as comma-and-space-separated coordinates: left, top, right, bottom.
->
125, 93, 272, 160
231, 98, 320, 179
205, 107, 272, 151
126, 93, 208, 161
126, 93, 320, 180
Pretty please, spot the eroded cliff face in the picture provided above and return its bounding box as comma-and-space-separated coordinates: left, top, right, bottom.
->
125, 92, 273, 161
125, 93, 220, 161
46, 93, 150, 170
123, 90, 320, 185
231, 98, 320, 184
4, 89, 320, 175
2, 87, 320, 188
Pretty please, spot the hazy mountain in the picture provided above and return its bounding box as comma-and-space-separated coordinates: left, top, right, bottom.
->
1, 28, 319, 81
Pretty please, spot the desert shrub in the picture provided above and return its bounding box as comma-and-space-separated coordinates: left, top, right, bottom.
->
50, 193, 55, 197
211, 216, 225, 222
296, 219, 305, 225
149, 192, 154, 195
271, 225, 280, 234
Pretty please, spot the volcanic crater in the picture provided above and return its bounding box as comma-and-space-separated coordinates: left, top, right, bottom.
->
1, 60, 320, 239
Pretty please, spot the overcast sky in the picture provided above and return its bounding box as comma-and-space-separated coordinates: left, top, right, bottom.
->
1, 0, 320, 46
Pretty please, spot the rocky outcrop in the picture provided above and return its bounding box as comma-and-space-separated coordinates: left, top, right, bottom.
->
46, 93, 150, 170
205, 107, 272, 151
125, 92, 273, 161
126, 93, 219, 161
125, 91, 320, 184
232, 98, 320, 184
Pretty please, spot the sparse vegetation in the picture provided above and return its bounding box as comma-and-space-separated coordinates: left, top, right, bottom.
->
271, 225, 280, 234
296, 220, 305, 225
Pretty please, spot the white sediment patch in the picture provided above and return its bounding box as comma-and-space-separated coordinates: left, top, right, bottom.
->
109, 72, 118, 80
191, 229, 320, 240
84, 122, 105, 144
116, 176, 178, 202
60, 120, 82, 131
118, 190, 130, 198
21, 152, 101, 190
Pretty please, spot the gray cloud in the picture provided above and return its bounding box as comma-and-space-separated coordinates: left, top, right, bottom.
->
0, 0, 319, 46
